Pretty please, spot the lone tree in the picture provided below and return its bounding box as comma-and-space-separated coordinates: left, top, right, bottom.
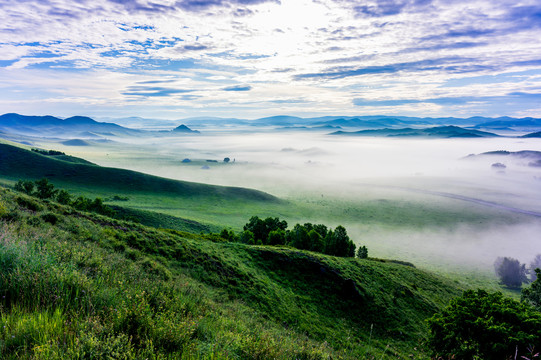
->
494, 257, 528, 288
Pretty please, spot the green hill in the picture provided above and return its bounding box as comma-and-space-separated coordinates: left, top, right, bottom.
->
0, 142, 276, 203
0, 142, 284, 227
0, 187, 463, 359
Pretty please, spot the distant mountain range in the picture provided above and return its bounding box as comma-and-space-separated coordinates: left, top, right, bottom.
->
2, 113, 541, 139
0, 113, 199, 139
0, 113, 139, 138
174, 114, 541, 130
329, 126, 499, 138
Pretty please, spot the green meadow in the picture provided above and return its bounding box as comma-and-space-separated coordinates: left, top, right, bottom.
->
0, 181, 462, 359
1, 139, 539, 358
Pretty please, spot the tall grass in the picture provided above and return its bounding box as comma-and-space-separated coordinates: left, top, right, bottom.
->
0, 188, 463, 359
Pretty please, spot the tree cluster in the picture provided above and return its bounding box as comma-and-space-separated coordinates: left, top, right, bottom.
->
428, 289, 541, 360
493, 253, 541, 288
221, 216, 362, 258
428, 257, 541, 358
14, 178, 115, 217
31, 148, 65, 156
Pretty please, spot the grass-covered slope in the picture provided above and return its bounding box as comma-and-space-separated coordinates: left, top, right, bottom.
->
0, 142, 276, 203
0, 187, 462, 359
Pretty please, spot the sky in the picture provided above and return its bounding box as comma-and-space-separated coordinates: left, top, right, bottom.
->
1, 0, 541, 119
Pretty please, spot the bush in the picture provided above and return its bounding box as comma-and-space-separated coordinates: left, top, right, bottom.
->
238, 230, 255, 244
530, 254, 541, 281
56, 189, 72, 205
522, 268, 541, 311
34, 178, 57, 199
41, 213, 59, 225
356, 245, 368, 259
15, 196, 42, 212
268, 229, 286, 246
494, 257, 528, 288
428, 289, 541, 360
14, 180, 35, 195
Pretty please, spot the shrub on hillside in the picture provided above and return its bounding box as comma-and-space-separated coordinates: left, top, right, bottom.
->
522, 268, 541, 311
14, 180, 34, 195
34, 178, 58, 199
494, 256, 528, 288
428, 289, 541, 360
356, 245, 368, 259
15, 196, 42, 212
530, 254, 541, 281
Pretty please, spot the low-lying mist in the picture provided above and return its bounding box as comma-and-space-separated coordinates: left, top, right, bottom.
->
38, 130, 541, 274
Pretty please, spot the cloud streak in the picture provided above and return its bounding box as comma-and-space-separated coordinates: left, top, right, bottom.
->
0, 0, 540, 117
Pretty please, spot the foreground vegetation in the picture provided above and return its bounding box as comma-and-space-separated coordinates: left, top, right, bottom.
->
2, 142, 541, 358
0, 184, 465, 358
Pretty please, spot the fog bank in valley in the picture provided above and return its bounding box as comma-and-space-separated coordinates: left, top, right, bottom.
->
42, 131, 541, 273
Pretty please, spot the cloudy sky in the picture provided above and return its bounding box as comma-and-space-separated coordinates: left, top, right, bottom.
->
1, 0, 540, 119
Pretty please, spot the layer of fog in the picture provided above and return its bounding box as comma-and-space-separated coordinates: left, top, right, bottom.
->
347, 221, 541, 277
40, 131, 541, 273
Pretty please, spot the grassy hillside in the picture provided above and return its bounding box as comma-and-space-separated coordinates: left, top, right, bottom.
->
0, 187, 463, 359
0, 140, 523, 233
0, 142, 288, 227
0, 143, 276, 203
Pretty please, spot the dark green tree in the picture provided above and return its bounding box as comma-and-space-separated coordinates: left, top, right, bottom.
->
312, 224, 328, 238
244, 216, 266, 241
522, 268, 541, 311
219, 228, 237, 242
243, 216, 287, 244
494, 257, 528, 288
308, 229, 324, 252
530, 254, 541, 281
356, 245, 368, 259
56, 189, 72, 205
428, 289, 541, 360
267, 229, 286, 246
34, 178, 57, 199
238, 230, 255, 245
14, 180, 35, 195
287, 224, 310, 250
72, 196, 93, 211
324, 226, 355, 257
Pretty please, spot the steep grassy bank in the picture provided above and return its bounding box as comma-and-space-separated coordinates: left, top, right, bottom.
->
0, 187, 462, 359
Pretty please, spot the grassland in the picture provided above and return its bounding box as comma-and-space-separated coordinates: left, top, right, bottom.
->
1, 137, 538, 358
0, 185, 463, 359
0, 139, 532, 290
0, 140, 525, 231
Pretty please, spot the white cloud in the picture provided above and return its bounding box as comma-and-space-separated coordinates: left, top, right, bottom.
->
0, 0, 540, 117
